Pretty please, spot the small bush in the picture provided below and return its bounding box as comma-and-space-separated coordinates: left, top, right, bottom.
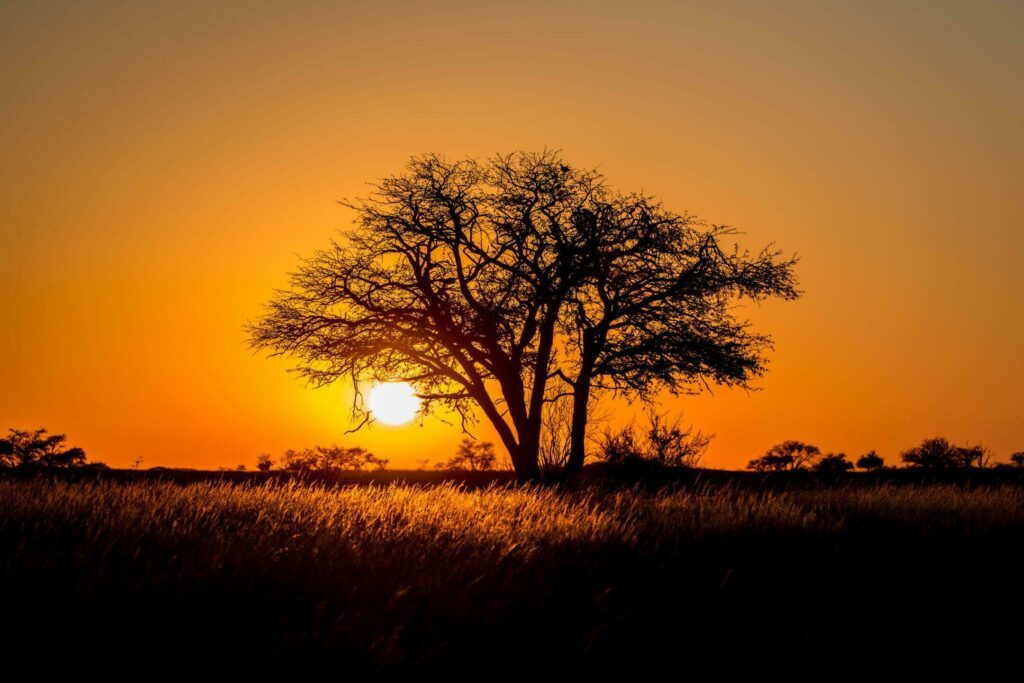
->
598, 413, 712, 469
814, 453, 853, 474
856, 451, 885, 471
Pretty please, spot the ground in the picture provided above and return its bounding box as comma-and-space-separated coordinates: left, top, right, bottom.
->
1, 467, 1022, 676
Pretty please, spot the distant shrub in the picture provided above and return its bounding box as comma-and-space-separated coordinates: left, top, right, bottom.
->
281, 445, 388, 473
814, 453, 853, 474
0, 428, 88, 470
599, 413, 713, 469
856, 451, 885, 471
255, 454, 274, 472
1010, 452, 1024, 468
901, 438, 989, 470
537, 399, 573, 476
747, 441, 821, 472
438, 438, 497, 471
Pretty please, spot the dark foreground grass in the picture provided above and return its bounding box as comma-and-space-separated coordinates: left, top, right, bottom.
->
2, 477, 1022, 676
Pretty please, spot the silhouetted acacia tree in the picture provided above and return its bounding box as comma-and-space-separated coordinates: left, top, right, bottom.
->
746, 440, 821, 472
438, 438, 497, 471
249, 152, 798, 481
256, 453, 274, 471
856, 451, 885, 471
901, 437, 987, 470
814, 453, 853, 474
0, 428, 87, 469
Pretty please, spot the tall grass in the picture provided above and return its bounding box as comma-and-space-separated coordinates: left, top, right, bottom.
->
1, 479, 1022, 674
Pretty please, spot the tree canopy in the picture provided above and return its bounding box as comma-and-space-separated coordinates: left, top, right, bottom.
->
438, 438, 499, 471
814, 453, 853, 474
250, 151, 799, 480
0, 428, 88, 469
747, 440, 821, 472
856, 451, 885, 471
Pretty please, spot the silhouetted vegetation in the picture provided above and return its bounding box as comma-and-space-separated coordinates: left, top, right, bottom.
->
255, 453, 274, 471
1009, 452, 1024, 468
598, 412, 712, 469
280, 445, 387, 473
744, 438, 1014, 473
856, 450, 885, 470
746, 440, 821, 471
0, 427, 98, 470
813, 452, 853, 474
438, 438, 498, 471
901, 437, 989, 470
248, 151, 799, 481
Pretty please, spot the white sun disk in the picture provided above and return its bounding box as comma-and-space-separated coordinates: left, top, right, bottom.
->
367, 382, 421, 425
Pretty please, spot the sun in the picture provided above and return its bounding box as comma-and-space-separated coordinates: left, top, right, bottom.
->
367, 382, 421, 425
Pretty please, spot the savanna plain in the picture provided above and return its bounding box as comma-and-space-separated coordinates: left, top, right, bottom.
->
2, 472, 1022, 676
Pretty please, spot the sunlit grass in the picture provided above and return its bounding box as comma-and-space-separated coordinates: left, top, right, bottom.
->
2, 479, 1022, 673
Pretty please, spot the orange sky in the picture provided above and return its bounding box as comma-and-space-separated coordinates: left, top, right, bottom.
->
2, 1, 1022, 469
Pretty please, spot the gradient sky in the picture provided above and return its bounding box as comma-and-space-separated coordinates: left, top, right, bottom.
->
2, 0, 1022, 469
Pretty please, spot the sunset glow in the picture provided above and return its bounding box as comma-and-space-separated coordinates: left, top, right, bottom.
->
1, 2, 1021, 469
3, 3, 1023, 675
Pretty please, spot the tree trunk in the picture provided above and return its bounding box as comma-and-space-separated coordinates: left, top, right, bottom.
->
510, 443, 541, 482
564, 367, 592, 478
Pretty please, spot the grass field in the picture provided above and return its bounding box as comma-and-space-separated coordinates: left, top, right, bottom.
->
2, 475, 1023, 675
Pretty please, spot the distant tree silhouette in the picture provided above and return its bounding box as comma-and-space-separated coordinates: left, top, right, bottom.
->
0, 438, 12, 465
249, 151, 799, 481
281, 449, 317, 472
958, 444, 990, 468
438, 438, 497, 471
256, 453, 274, 471
1011, 452, 1024, 468
282, 445, 387, 473
0, 428, 87, 469
746, 453, 791, 472
599, 412, 712, 469
814, 453, 853, 474
901, 438, 988, 470
856, 451, 885, 471
747, 440, 821, 472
